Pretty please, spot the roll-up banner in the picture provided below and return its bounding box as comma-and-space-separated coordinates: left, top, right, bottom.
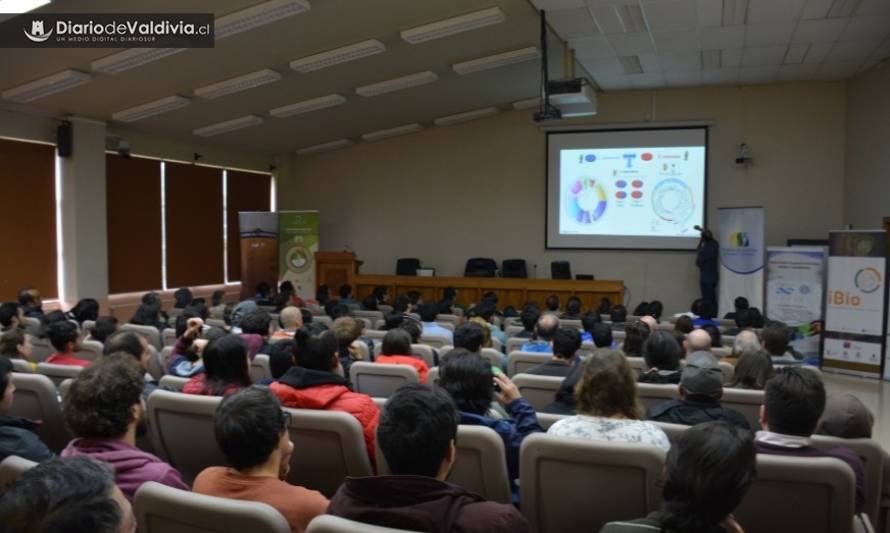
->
822, 230, 887, 379
717, 207, 765, 316
765, 246, 826, 363
278, 211, 319, 302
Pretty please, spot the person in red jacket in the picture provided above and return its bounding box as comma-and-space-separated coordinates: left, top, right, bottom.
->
376, 328, 429, 383
270, 327, 379, 466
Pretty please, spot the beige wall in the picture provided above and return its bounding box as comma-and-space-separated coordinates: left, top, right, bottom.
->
845, 62, 890, 230
277, 82, 847, 314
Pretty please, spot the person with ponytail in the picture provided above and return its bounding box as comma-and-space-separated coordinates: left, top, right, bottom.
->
600, 421, 756, 533
270, 327, 379, 465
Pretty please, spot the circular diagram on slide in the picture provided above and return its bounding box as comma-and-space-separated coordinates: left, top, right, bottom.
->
565, 177, 607, 224
652, 178, 694, 224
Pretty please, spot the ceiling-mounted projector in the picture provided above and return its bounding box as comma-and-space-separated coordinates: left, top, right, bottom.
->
547, 78, 597, 117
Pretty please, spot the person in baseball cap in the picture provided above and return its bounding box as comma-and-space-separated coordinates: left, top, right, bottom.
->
647, 351, 750, 430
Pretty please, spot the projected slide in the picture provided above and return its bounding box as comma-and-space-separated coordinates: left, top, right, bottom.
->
547, 128, 708, 250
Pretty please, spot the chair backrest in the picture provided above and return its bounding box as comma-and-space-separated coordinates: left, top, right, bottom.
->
717, 360, 734, 382
419, 333, 448, 349
284, 408, 373, 498
395, 258, 421, 276
480, 347, 503, 369
464, 257, 498, 277
720, 387, 764, 430
559, 319, 582, 330
36, 362, 84, 386
146, 345, 165, 380
512, 373, 563, 412
354, 316, 373, 330
446, 425, 512, 504
505, 325, 525, 338
427, 366, 440, 385
434, 321, 455, 332
506, 337, 529, 354
635, 382, 679, 412
74, 340, 103, 362
536, 412, 569, 430
713, 346, 732, 357
507, 351, 552, 377
81, 319, 96, 335
735, 455, 857, 533
349, 362, 418, 398
162, 328, 176, 347
0, 455, 37, 492
159, 374, 189, 392
435, 314, 460, 326
503, 316, 522, 328
501, 258, 528, 279
811, 435, 884, 525
10, 358, 33, 373
58, 377, 73, 400
29, 336, 53, 363
206, 318, 227, 329
353, 310, 383, 322
550, 260, 572, 280
134, 481, 291, 533
307, 515, 423, 533
147, 389, 226, 484
121, 323, 163, 350
8, 372, 70, 452
521, 433, 666, 533
249, 354, 271, 382
409, 344, 435, 367
21, 317, 42, 337
490, 336, 503, 353
314, 316, 333, 327
651, 421, 689, 445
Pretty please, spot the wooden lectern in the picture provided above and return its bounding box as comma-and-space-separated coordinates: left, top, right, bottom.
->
315, 251, 362, 291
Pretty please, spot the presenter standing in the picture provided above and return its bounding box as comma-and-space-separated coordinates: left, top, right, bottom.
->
696, 230, 719, 313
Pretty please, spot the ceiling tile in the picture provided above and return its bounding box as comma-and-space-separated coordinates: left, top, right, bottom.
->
827, 40, 882, 62
800, 0, 833, 19
742, 46, 788, 66
803, 42, 834, 63
745, 22, 796, 47
696, 0, 723, 27
637, 53, 663, 72
548, 7, 600, 39
572, 35, 616, 58
589, 4, 626, 34
580, 55, 626, 75
591, 73, 632, 90
664, 70, 702, 87
701, 67, 739, 84
532, 0, 587, 9
608, 32, 656, 54
856, 0, 890, 15
738, 65, 779, 83
721, 48, 744, 67
628, 72, 666, 88
858, 61, 878, 73
784, 43, 810, 64
698, 26, 745, 49
776, 63, 821, 80
652, 30, 701, 52
816, 62, 863, 79
838, 16, 890, 42
870, 39, 890, 60
641, 0, 698, 32
747, 0, 806, 23
660, 51, 702, 70
792, 18, 848, 44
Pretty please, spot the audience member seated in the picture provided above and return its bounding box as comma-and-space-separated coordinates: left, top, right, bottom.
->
748, 307, 765, 328
684, 328, 712, 357
544, 294, 560, 315
46, 321, 89, 367
526, 328, 581, 378
229, 300, 258, 333
272, 306, 303, 340
591, 321, 614, 349
453, 322, 486, 355
333, 317, 369, 378
692, 301, 720, 328
560, 296, 583, 320
648, 351, 750, 430
324, 301, 350, 320
17, 287, 44, 320
725, 307, 754, 336
756, 367, 865, 510
270, 327, 379, 462
90, 316, 119, 343
622, 321, 650, 358
0, 456, 136, 533
406, 290, 422, 311
638, 330, 683, 384
632, 301, 650, 317
269, 340, 296, 380
673, 315, 694, 334
471, 303, 507, 346
240, 310, 272, 357
438, 353, 543, 491
173, 287, 193, 309
393, 294, 412, 315
328, 384, 529, 533
373, 285, 390, 307
579, 310, 601, 343
727, 350, 774, 390
418, 301, 454, 345
67, 298, 99, 326
517, 308, 540, 339
548, 349, 669, 451
61, 354, 188, 500
0, 301, 24, 332
609, 305, 628, 329
103, 330, 157, 399
168, 318, 217, 377
339, 284, 358, 306
382, 311, 404, 331
723, 296, 749, 321
438, 298, 455, 315
377, 328, 429, 383
0, 328, 35, 371
254, 282, 273, 306
638, 315, 658, 332
597, 297, 611, 315
648, 300, 664, 322
701, 324, 722, 348
817, 393, 873, 439
727, 330, 761, 365
129, 303, 167, 333
0, 356, 52, 462
761, 323, 803, 363
315, 284, 330, 306
520, 314, 558, 353
194, 387, 328, 532
360, 294, 378, 311
468, 317, 494, 349
183, 334, 252, 396
600, 421, 756, 533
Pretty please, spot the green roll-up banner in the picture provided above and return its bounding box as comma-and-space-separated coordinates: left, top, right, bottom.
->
278, 211, 320, 301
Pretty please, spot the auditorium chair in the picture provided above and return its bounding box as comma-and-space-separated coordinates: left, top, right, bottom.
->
578, 341, 596, 357
719, 388, 764, 430
635, 382, 680, 412
314, 315, 333, 327
353, 309, 383, 323
121, 323, 163, 351
249, 354, 271, 382
506, 337, 528, 354
490, 336, 504, 353
520, 434, 666, 532
353, 316, 373, 330
134, 482, 290, 533
9, 373, 71, 453
75, 340, 103, 362
349, 362, 419, 398
536, 412, 569, 430
550, 261, 572, 280
81, 319, 96, 337
435, 313, 460, 327
21, 317, 42, 338
395, 258, 421, 276
480, 348, 504, 369
464, 257, 498, 277
503, 316, 522, 329
559, 319, 582, 330
162, 328, 176, 347
651, 421, 690, 444
507, 352, 553, 377
512, 374, 563, 412
36, 362, 84, 387
409, 344, 435, 367
29, 336, 54, 363
420, 333, 449, 350
505, 325, 525, 338
283, 408, 373, 497
0, 455, 36, 492
501, 259, 528, 278
10, 359, 32, 373
811, 435, 884, 526
427, 367, 440, 385
307, 515, 423, 533
434, 321, 455, 332
58, 378, 72, 400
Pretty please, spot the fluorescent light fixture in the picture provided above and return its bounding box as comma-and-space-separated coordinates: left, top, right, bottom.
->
296, 138, 354, 155
434, 106, 499, 127
512, 97, 540, 110
355, 71, 438, 97
2, 69, 91, 103
215, 0, 311, 39
290, 39, 386, 73
193, 115, 264, 137
194, 69, 281, 99
91, 48, 185, 74
722, 0, 748, 26
614, 3, 647, 33
112, 95, 190, 122
452, 47, 540, 75
361, 123, 423, 142
270, 94, 346, 118
401, 7, 506, 44
619, 55, 643, 74
0, 0, 50, 13
701, 50, 721, 69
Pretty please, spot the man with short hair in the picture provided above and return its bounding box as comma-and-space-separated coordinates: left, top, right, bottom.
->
17, 288, 44, 320
271, 306, 303, 340
0, 456, 136, 533
527, 328, 581, 377
648, 351, 750, 429
0, 302, 24, 331
544, 294, 560, 314
103, 330, 157, 399
609, 305, 628, 330
46, 321, 89, 367
194, 387, 328, 532
591, 322, 614, 349
418, 301, 453, 345
240, 310, 272, 356
579, 311, 600, 343
517, 308, 539, 339
684, 328, 712, 356
521, 314, 558, 353
756, 367, 865, 510
268, 340, 295, 379
453, 322, 485, 355
724, 296, 749, 321
328, 384, 529, 532
61, 354, 187, 500
761, 322, 802, 363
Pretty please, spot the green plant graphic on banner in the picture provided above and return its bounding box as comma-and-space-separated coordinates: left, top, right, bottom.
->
278, 211, 319, 300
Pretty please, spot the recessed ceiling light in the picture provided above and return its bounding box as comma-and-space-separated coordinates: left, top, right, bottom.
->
193, 115, 264, 137
269, 94, 346, 118
290, 39, 386, 73
361, 123, 423, 142
434, 107, 499, 127
355, 71, 438, 97
296, 139, 354, 155
194, 69, 282, 99
452, 47, 540, 75
401, 7, 506, 44
112, 95, 190, 123
1, 69, 91, 103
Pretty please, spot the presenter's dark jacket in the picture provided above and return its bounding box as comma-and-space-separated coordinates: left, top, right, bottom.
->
696, 240, 720, 283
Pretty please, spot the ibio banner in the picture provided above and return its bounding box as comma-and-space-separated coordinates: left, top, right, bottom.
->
822, 230, 888, 378
278, 211, 319, 301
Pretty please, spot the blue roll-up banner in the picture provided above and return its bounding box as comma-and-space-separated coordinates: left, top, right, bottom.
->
765, 246, 826, 363
717, 207, 765, 316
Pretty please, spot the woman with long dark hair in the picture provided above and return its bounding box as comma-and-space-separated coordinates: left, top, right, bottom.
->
183, 334, 251, 396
